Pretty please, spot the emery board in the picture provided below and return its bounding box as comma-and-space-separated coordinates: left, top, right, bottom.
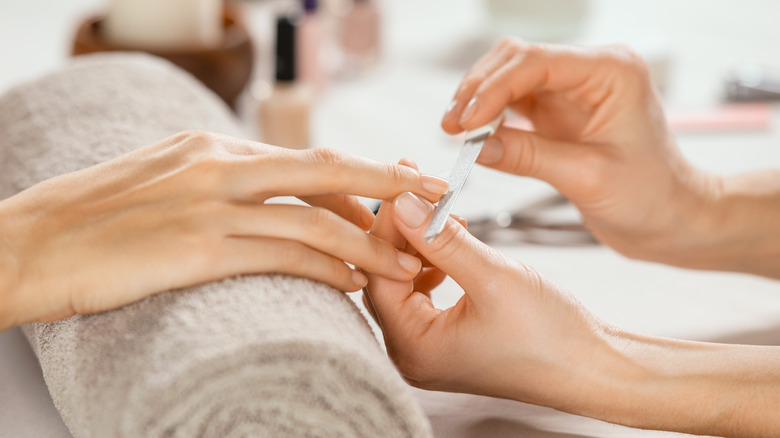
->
424, 116, 503, 243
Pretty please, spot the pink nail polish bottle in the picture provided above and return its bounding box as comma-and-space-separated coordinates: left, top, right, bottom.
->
337, 0, 381, 77
298, 0, 326, 92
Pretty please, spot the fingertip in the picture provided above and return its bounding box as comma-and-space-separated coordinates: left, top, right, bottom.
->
441, 99, 465, 134
398, 158, 419, 170
459, 97, 479, 126
351, 270, 368, 290
394, 192, 434, 230
358, 204, 376, 230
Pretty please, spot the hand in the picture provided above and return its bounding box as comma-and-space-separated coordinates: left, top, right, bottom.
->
362, 188, 604, 407
0, 131, 449, 329
441, 39, 721, 267
363, 191, 780, 437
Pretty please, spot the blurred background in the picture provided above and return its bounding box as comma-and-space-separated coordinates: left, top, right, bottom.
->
2, 1, 780, 437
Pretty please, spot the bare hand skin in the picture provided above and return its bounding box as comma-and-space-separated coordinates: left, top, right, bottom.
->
363, 192, 780, 438
441, 39, 780, 277
0, 131, 449, 330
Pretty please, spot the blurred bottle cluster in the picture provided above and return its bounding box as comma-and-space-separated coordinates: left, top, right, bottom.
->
254, 0, 382, 148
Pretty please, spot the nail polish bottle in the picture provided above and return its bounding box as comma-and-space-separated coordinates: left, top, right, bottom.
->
258, 14, 312, 149
337, 0, 381, 76
298, 0, 325, 91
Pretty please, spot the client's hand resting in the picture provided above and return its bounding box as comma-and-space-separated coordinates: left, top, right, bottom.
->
0, 131, 448, 330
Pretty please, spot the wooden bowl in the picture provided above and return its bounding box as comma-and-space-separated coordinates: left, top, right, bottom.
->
72, 3, 254, 109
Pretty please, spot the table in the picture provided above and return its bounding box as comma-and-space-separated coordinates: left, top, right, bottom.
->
2, 1, 779, 436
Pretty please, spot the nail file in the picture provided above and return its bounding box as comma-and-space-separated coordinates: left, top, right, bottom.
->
424, 115, 503, 243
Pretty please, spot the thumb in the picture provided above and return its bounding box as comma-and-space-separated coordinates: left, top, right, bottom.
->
392, 192, 510, 299
477, 126, 590, 194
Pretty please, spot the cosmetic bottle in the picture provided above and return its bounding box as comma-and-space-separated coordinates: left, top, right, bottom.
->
338, 0, 381, 75
258, 14, 312, 149
298, 0, 325, 91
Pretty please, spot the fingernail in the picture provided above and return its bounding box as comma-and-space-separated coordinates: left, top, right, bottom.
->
397, 252, 422, 274
421, 175, 449, 195
444, 99, 460, 119
459, 98, 479, 124
478, 137, 504, 164
359, 206, 375, 229
352, 270, 368, 288
395, 192, 432, 228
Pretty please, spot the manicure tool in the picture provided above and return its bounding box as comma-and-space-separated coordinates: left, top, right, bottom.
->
424, 116, 503, 243
466, 193, 598, 246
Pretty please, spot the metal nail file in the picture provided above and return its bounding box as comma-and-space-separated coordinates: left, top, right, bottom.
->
425, 115, 504, 243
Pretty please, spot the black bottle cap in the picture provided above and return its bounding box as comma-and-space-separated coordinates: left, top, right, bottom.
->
275, 14, 299, 82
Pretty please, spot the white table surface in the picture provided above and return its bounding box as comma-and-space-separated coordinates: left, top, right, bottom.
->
2, 1, 779, 437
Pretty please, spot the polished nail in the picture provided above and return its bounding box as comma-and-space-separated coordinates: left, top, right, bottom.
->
444, 99, 460, 119
459, 97, 479, 124
421, 175, 449, 195
359, 206, 376, 229
395, 192, 432, 228
352, 270, 368, 288
397, 252, 422, 274
478, 137, 504, 164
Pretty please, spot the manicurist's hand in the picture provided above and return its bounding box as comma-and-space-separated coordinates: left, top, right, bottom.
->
0, 131, 449, 330
363, 182, 606, 405
363, 191, 780, 438
441, 39, 740, 271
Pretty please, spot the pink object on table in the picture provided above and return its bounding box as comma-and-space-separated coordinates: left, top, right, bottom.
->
665, 103, 772, 133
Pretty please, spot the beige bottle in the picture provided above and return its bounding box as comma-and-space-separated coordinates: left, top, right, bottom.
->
259, 14, 312, 149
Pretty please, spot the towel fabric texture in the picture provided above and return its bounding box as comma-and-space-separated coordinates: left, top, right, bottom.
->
0, 53, 432, 438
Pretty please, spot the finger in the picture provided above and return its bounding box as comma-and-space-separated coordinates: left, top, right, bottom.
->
476, 126, 592, 195
223, 203, 421, 281
363, 194, 438, 331
231, 148, 449, 203
410, 214, 466, 268
392, 192, 511, 299
218, 237, 368, 292
442, 42, 516, 134
413, 267, 447, 296
299, 193, 375, 230
457, 43, 605, 130
398, 157, 419, 171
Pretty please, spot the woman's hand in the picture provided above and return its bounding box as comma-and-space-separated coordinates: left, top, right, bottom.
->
0, 131, 449, 330
363, 191, 780, 437
441, 39, 722, 268
362, 187, 605, 406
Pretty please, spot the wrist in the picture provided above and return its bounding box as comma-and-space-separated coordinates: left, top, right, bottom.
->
663, 169, 780, 277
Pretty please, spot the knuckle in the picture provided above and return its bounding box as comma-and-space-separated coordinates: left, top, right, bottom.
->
602, 45, 651, 78
384, 163, 408, 189
511, 132, 541, 176
275, 241, 308, 271
427, 220, 467, 261
175, 130, 215, 151
309, 147, 344, 168
308, 207, 341, 244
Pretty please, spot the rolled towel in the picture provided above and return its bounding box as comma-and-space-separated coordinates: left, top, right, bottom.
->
0, 53, 432, 438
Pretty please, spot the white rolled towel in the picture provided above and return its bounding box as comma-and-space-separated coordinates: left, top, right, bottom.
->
0, 53, 432, 438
